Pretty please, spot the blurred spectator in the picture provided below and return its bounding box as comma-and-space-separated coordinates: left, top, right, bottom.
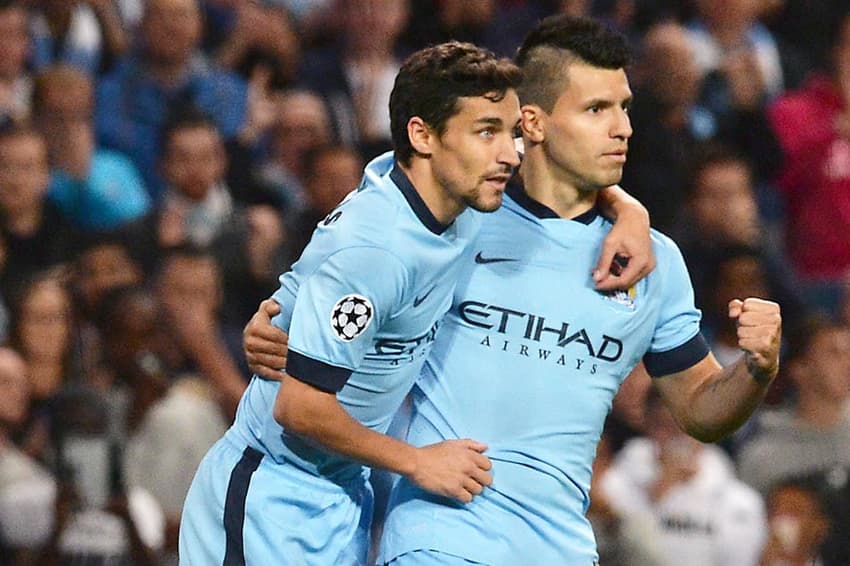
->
737, 319, 850, 493
29, 0, 129, 76
123, 110, 238, 270
96, 285, 226, 561
217, 203, 289, 332
95, 0, 248, 199
767, 7, 850, 313
736, 318, 850, 565
403, 0, 496, 48
299, 0, 408, 154
0, 125, 79, 303
291, 143, 363, 255
759, 480, 831, 566
622, 21, 782, 233
207, 0, 301, 90
686, 0, 785, 108
762, 0, 848, 89
600, 389, 767, 566
74, 233, 145, 320
674, 147, 785, 302
673, 147, 806, 357
0, 0, 33, 124
154, 247, 248, 420
0, 346, 56, 561
7, 273, 84, 466
401, 0, 547, 59
256, 88, 334, 219
588, 420, 665, 566
32, 65, 151, 232
44, 384, 164, 565
8, 274, 76, 405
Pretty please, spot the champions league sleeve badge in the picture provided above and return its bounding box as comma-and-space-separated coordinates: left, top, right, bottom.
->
330, 294, 374, 341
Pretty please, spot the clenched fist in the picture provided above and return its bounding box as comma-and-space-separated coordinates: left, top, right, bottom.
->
728, 298, 782, 385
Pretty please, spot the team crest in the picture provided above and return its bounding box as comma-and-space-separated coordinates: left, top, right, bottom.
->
604, 285, 637, 309
330, 294, 374, 341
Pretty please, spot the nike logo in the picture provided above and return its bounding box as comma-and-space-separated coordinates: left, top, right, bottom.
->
474, 252, 518, 264
413, 287, 434, 307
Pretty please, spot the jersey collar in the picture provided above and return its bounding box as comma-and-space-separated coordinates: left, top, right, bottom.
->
390, 163, 450, 235
506, 175, 600, 224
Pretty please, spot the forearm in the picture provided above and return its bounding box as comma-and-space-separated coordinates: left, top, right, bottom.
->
597, 185, 648, 224
682, 356, 773, 442
170, 315, 246, 405
274, 377, 417, 476
91, 1, 129, 60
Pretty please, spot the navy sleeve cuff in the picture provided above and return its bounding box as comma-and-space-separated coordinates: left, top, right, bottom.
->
286, 350, 353, 393
643, 333, 710, 378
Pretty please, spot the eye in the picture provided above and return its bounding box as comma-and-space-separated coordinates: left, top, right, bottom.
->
478, 128, 496, 138
512, 125, 523, 139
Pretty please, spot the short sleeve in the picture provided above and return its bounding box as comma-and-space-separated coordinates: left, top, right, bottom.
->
285, 246, 407, 392
642, 239, 709, 377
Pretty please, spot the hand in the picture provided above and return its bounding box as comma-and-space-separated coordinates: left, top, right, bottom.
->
728, 298, 782, 384
239, 66, 278, 144
407, 439, 493, 503
244, 299, 289, 380
594, 189, 655, 291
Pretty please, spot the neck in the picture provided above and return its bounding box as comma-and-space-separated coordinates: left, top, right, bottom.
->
797, 393, 846, 428
518, 147, 596, 219
400, 159, 463, 226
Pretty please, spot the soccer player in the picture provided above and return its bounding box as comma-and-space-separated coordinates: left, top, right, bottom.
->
177, 42, 521, 565
245, 16, 782, 566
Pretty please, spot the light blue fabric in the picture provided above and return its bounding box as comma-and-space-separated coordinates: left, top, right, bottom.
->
48, 150, 150, 230
379, 187, 704, 566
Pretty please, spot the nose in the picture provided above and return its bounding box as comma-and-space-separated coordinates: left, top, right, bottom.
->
611, 108, 633, 141
498, 132, 521, 169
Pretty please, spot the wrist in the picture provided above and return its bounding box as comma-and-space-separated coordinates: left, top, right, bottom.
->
746, 355, 776, 386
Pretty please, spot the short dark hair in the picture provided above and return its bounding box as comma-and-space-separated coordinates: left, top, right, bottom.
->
158, 107, 219, 159
686, 142, 753, 200
516, 15, 631, 112
389, 41, 522, 167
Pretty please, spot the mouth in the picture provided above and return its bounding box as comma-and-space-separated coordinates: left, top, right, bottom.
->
602, 150, 628, 164
483, 173, 511, 189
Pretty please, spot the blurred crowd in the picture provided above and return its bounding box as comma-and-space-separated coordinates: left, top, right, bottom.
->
0, 0, 848, 564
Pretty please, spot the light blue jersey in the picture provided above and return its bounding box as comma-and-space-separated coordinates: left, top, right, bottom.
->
180, 152, 482, 566
379, 181, 709, 566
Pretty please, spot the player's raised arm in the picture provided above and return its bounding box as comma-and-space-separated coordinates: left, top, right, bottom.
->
652, 297, 782, 442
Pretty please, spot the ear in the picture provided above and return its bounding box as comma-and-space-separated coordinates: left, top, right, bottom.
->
407, 117, 434, 157
520, 104, 545, 144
